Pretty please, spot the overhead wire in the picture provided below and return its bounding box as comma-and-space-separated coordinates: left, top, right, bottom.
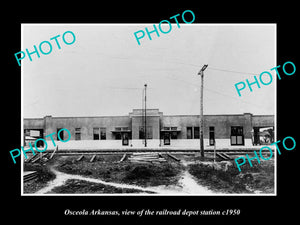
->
207, 66, 258, 76
160, 74, 270, 109
83, 51, 271, 109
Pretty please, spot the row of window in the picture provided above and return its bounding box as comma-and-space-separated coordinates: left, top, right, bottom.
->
186, 126, 244, 145
27, 126, 244, 145
59, 127, 108, 141
93, 127, 106, 140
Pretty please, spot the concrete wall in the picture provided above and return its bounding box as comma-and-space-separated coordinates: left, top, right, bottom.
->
24, 118, 44, 129
23, 111, 274, 149
131, 116, 160, 140
161, 113, 255, 139
44, 116, 131, 141
252, 115, 274, 127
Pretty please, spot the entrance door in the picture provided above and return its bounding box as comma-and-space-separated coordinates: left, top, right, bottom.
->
164, 132, 170, 145
209, 127, 215, 146
253, 127, 260, 145
122, 133, 129, 146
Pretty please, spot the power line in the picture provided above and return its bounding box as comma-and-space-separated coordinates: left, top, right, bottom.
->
161, 75, 268, 109
203, 86, 269, 109
207, 67, 258, 76
88, 49, 261, 77
105, 86, 155, 90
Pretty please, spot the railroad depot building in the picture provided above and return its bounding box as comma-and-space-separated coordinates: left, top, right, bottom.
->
23, 109, 274, 149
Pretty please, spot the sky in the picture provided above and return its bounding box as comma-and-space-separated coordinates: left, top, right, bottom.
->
22, 24, 276, 118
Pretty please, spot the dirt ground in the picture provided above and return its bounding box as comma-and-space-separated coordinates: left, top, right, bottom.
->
172, 153, 274, 194
23, 152, 275, 194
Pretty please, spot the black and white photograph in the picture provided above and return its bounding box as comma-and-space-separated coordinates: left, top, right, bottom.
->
21, 24, 276, 196
3, 4, 298, 223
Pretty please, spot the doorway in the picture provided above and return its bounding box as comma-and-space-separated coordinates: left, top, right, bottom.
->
122, 133, 129, 146
163, 132, 170, 145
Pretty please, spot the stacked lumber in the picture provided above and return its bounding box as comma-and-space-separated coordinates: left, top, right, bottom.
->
24, 154, 35, 163
23, 171, 38, 182
128, 153, 167, 164
216, 152, 231, 160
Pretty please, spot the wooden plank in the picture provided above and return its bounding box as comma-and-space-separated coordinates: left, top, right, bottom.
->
40, 152, 49, 162
129, 158, 166, 163
166, 153, 180, 162
31, 155, 41, 163
216, 153, 227, 160
132, 152, 156, 155
129, 157, 158, 160
128, 160, 151, 164
28, 153, 39, 163
24, 155, 34, 163
221, 153, 231, 160
49, 145, 58, 159
77, 155, 84, 161
119, 153, 127, 162
90, 154, 96, 162
24, 173, 38, 182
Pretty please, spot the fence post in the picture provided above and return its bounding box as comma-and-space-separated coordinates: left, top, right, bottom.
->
214, 140, 216, 163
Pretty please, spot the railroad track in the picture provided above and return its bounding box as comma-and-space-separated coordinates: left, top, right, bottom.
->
23, 171, 38, 182
23, 148, 273, 157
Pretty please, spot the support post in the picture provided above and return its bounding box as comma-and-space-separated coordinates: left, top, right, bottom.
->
198, 64, 208, 157
144, 84, 147, 147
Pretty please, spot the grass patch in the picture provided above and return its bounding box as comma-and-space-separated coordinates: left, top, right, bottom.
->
56, 155, 183, 187
48, 179, 155, 194
188, 159, 274, 194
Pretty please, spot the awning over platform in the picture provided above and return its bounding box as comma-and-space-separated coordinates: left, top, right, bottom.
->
160, 129, 181, 132
111, 130, 132, 133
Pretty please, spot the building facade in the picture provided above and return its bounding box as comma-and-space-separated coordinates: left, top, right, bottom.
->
23, 109, 274, 149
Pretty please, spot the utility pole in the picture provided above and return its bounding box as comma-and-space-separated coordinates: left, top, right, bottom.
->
144, 84, 147, 147
198, 64, 208, 157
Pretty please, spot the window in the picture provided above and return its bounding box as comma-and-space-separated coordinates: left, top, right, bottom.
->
171, 127, 177, 131
187, 127, 204, 139
163, 127, 170, 130
75, 128, 81, 140
24, 129, 44, 147
187, 127, 193, 139
231, 126, 244, 145
209, 127, 215, 146
194, 127, 200, 139
93, 128, 100, 140
93, 128, 106, 140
